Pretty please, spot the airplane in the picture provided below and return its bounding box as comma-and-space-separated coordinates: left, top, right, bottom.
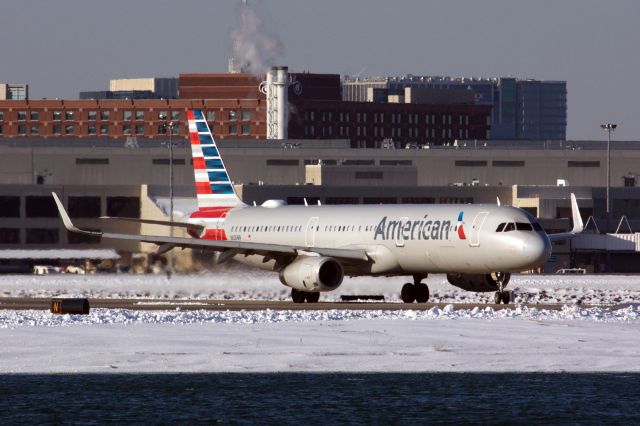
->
52, 109, 584, 304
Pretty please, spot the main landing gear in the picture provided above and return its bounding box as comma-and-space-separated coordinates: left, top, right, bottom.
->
401, 274, 429, 303
291, 288, 320, 303
492, 272, 511, 304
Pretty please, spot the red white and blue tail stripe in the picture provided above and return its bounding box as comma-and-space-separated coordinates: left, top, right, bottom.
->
188, 109, 244, 209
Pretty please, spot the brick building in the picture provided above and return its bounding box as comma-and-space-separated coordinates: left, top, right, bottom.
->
0, 71, 490, 146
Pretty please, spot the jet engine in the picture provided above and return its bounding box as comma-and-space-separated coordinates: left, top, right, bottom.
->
279, 257, 344, 292
446, 272, 511, 292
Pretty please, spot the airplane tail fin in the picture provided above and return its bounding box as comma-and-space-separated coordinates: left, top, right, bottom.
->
187, 109, 244, 209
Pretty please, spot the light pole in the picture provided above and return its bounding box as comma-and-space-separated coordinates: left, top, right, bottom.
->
600, 123, 617, 233
159, 114, 176, 233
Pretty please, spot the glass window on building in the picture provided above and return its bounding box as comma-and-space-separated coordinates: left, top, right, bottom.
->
206, 111, 215, 121
171, 124, 179, 135
26, 228, 59, 244
229, 124, 238, 135
123, 124, 132, 135
88, 125, 96, 135
100, 125, 109, 135
158, 110, 167, 120
26, 196, 58, 218
65, 125, 74, 135
100, 110, 110, 120
30, 111, 39, 121
17, 111, 27, 121
53, 124, 62, 135
53, 111, 62, 121
88, 111, 97, 121
241, 124, 250, 135
0, 228, 20, 244
123, 110, 132, 120
157, 124, 167, 134
18, 124, 26, 135
135, 124, 144, 135
171, 111, 180, 120
135, 111, 144, 121
241, 111, 251, 121
0, 124, 3, 134
0, 111, 4, 121
229, 110, 237, 121
66, 111, 75, 121
30, 125, 39, 135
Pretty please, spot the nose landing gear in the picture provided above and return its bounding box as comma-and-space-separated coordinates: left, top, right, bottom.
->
401, 274, 430, 303
492, 272, 512, 304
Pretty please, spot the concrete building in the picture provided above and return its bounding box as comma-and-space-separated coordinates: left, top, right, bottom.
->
0, 83, 28, 100
343, 75, 567, 140
80, 78, 179, 100
2, 137, 640, 271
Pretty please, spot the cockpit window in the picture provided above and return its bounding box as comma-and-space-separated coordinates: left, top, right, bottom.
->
504, 223, 515, 232
516, 222, 533, 231
532, 222, 543, 232
496, 223, 506, 232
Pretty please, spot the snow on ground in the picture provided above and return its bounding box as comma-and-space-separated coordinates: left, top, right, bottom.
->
0, 270, 639, 305
0, 272, 638, 373
0, 306, 638, 373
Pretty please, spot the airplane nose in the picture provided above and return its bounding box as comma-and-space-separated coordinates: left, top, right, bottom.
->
522, 234, 551, 266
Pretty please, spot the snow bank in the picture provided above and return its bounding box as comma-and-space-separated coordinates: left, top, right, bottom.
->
1, 304, 638, 329
1, 272, 639, 305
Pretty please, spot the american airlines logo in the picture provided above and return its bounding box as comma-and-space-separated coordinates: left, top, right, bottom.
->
374, 215, 457, 241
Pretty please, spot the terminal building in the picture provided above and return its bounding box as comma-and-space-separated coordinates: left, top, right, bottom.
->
1, 137, 640, 272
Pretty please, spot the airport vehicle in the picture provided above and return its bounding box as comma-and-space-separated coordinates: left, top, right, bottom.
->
53, 109, 584, 304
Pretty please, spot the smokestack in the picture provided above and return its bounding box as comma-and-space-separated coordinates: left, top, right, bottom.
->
275, 66, 288, 140
265, 66, 288, 140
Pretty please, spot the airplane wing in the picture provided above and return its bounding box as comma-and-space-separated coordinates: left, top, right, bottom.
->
53, 193, 369, 262
547, 193, 584, 242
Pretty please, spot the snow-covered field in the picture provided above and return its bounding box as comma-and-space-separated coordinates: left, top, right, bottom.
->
0, 272, 638, 373
1, 270, 639, 305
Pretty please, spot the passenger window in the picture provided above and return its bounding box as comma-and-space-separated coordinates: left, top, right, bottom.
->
516, 222, 533, 231
504, 223, 515, 232
496, 223, 506, 232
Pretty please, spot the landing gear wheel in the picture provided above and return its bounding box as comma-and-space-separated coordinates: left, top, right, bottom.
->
494, 291, 511, 304
401, 283, 416, 303
305, 292, 320, 303
291, 289, 306, 303
415, 283, 430, 303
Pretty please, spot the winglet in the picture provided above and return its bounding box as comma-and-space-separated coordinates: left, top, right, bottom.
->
570, 193, 584, 234
52, 192, 102, 236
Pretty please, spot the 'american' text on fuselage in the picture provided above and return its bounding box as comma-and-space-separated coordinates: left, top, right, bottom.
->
374, 215, 453, 241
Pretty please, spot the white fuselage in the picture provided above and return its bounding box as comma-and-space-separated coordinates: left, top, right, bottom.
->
191, 203, 551, 276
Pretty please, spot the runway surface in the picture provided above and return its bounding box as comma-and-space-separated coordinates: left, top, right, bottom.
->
0, 297, 602, 312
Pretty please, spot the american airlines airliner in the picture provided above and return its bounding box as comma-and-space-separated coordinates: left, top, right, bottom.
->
53, 109, 584, 304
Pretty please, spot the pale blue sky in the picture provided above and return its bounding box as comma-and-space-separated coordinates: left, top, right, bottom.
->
1, 0, 638, 140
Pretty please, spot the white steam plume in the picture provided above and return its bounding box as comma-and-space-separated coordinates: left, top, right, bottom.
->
230, 1, 284, 74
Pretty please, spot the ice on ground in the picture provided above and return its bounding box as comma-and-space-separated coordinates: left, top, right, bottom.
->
0, 271, 639, 305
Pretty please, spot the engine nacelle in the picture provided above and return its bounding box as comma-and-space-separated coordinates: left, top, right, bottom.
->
446, 273, 511, 292
279, 257, 344, 292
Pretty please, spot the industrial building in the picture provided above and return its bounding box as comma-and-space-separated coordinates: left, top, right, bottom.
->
343, 75, 567, 140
